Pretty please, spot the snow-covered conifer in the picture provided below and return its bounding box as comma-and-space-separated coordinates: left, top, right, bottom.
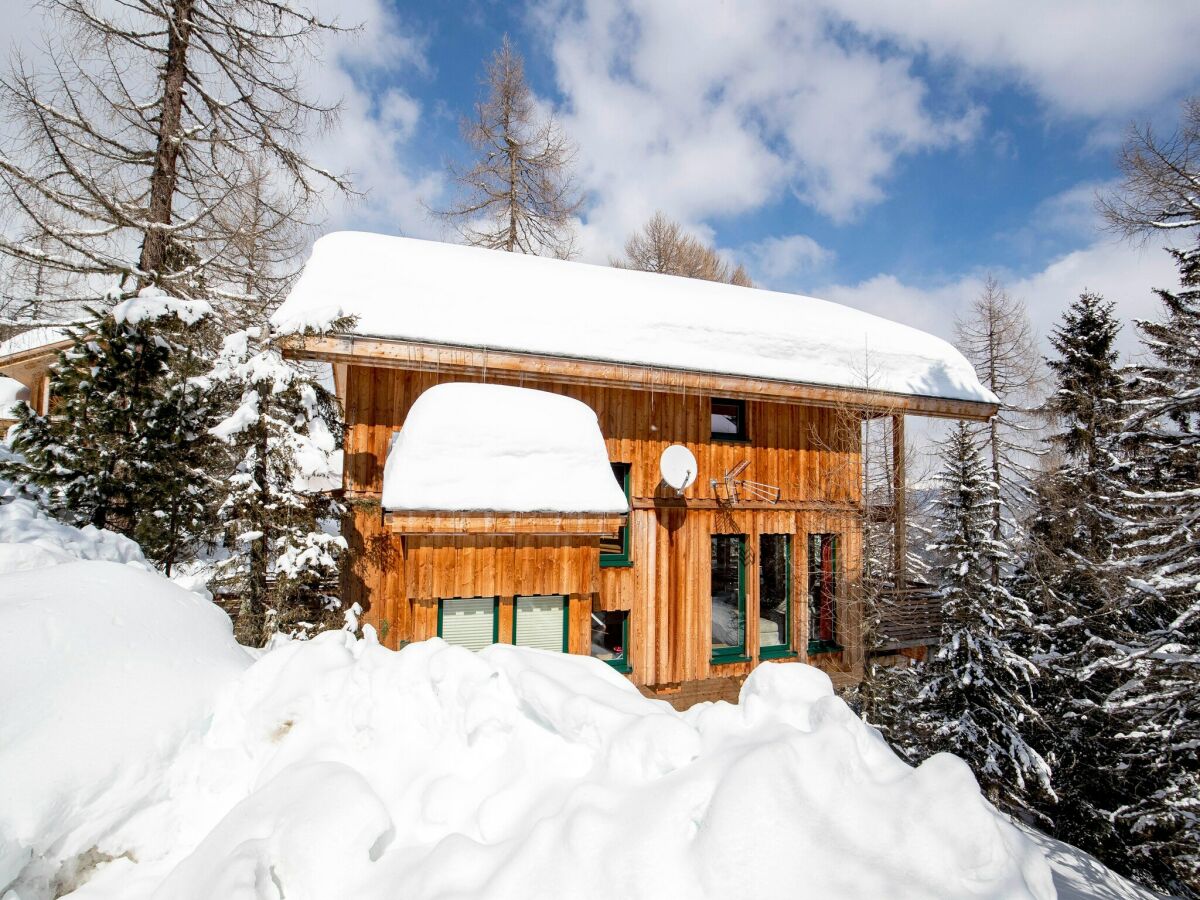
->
1097, 244, 1200, 896
906, 422, 1051, 817
204, 328, 346, 644
1015, 291, 1135, 859
2, 291, 220, 573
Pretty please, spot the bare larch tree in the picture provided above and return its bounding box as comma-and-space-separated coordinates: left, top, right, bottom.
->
611, 211, 752, 286
1100, 97, 1200, 241
955, 276, 1043, 584
0, 0, 353, 318
436, 36, 581, 258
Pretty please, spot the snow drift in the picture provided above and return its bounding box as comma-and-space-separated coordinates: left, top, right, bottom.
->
0, 568, 1054, 900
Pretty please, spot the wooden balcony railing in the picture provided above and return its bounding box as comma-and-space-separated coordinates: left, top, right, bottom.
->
875, 585, 943, 652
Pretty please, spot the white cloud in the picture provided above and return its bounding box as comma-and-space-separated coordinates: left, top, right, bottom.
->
826, 0, 1200, 119
735, 234, 834, 287
534, 0, 980, 258
819, 238, 1179, 363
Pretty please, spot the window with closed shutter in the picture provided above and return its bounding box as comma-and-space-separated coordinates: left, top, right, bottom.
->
439, 597, 496, 651
514, 595, 567, 652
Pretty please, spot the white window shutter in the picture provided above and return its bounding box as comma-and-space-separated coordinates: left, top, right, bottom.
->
515, 596, 565, 652
441, 597, 495, 651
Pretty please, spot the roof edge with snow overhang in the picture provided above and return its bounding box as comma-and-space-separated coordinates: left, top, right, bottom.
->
273, 232, 999, 421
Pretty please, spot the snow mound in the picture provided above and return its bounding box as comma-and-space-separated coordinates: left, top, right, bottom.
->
0, 496, 150, 575
382, 382, 630, 513
272, 232, 998, 406
111, 287, 211, 326
2, 612, 1054, 899
0, 562, 249, 893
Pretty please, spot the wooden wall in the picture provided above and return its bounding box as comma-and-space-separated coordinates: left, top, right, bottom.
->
341, 365, 866, 688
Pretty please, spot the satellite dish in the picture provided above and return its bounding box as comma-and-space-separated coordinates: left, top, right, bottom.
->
660, 444, 698, 491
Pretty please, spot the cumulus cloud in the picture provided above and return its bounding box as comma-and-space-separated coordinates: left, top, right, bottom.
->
533, 0, 980, 257
734, 234, 834, 287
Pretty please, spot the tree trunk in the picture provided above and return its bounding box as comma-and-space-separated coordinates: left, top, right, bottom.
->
244, 416, 271, 643
138, 0, 195, 284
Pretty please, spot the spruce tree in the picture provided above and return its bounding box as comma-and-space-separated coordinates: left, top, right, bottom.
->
906, 422, 1051, 817
1016, 292, 1133, 861
1101, 244, 1200, 896
204, 328, 346, 644
2, 291, 221, 572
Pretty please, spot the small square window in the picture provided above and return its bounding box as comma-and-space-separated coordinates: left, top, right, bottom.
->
711, 398, 748, 441
591, 609, 630, 672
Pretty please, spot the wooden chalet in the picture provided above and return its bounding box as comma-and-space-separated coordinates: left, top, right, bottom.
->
0, 327, 71, 423
273, 232, 997, 706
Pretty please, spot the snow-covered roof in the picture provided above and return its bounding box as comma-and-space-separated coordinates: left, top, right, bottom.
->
0, 377, 30, 418
272, 232, 997, 406
382, 383, 629, 514
0, 326, 70, 360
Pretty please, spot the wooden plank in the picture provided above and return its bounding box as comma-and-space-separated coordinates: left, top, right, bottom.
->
387, 512, 626, 535
283, 334, 998, 421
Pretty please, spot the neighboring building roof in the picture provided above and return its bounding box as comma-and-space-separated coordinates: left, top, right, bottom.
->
272, 232, 997, 406
381, 383, 630, 514
0, 327, 70, 361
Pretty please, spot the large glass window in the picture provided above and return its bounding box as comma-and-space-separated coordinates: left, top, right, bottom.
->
759, 534, 793, 656
591, 609, 630, 672
600, 462, 632, 567
711, 534, 746, 660
514, 595, 568, 652
807, 534, 840, 651
710, 398, 748, 441
438, 597, 498, 651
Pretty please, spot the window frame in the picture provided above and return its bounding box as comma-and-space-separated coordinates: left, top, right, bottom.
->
807, 534, 842, 654
710, 533, 749, 663
437, 596, 500, 649
590, 608, 631, 674
512, 594, 570, 653
710, 397, 749, 443
758, 533, 797, 660
600, 462, 632, 568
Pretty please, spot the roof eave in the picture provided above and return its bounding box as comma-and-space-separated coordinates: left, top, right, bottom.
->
280, 333, 998, 422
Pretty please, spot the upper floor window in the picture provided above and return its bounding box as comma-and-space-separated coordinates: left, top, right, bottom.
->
711, 398, 748, 441
600, 462, 632, 567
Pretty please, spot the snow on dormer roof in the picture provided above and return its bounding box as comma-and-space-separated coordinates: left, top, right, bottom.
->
381, 383, 630, 514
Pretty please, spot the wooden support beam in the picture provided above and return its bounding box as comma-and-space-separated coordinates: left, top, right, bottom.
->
892, 414, 907, 589
387, 511, 625, 536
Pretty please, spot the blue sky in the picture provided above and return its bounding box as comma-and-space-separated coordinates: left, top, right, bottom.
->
294, 0, 1200, 361
4, 0, 1198, 357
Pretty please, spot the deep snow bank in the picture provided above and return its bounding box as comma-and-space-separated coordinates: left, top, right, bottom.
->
0, 497, 149, 575
2, 617, 1055, 900
0, 562, 249, 894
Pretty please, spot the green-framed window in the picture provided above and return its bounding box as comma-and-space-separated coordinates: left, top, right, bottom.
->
807, 534, 841, 653
710, 397, 749, 442
759, 533, 795, 658
711, 533, 747, 662
513, 595, 569, 653
438, 596, 499, 651
600, 462, 632, 568
590, 609, 630, 673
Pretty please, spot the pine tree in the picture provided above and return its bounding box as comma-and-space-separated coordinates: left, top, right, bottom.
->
2, 292, 221, 572
1016, 291, 1134, 861
905, 422, 1051, 817
1099, 243, 1200, 896
204, 328, 346, 644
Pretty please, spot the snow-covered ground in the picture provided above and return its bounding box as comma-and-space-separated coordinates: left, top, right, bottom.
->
0, 505, 1170, 900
